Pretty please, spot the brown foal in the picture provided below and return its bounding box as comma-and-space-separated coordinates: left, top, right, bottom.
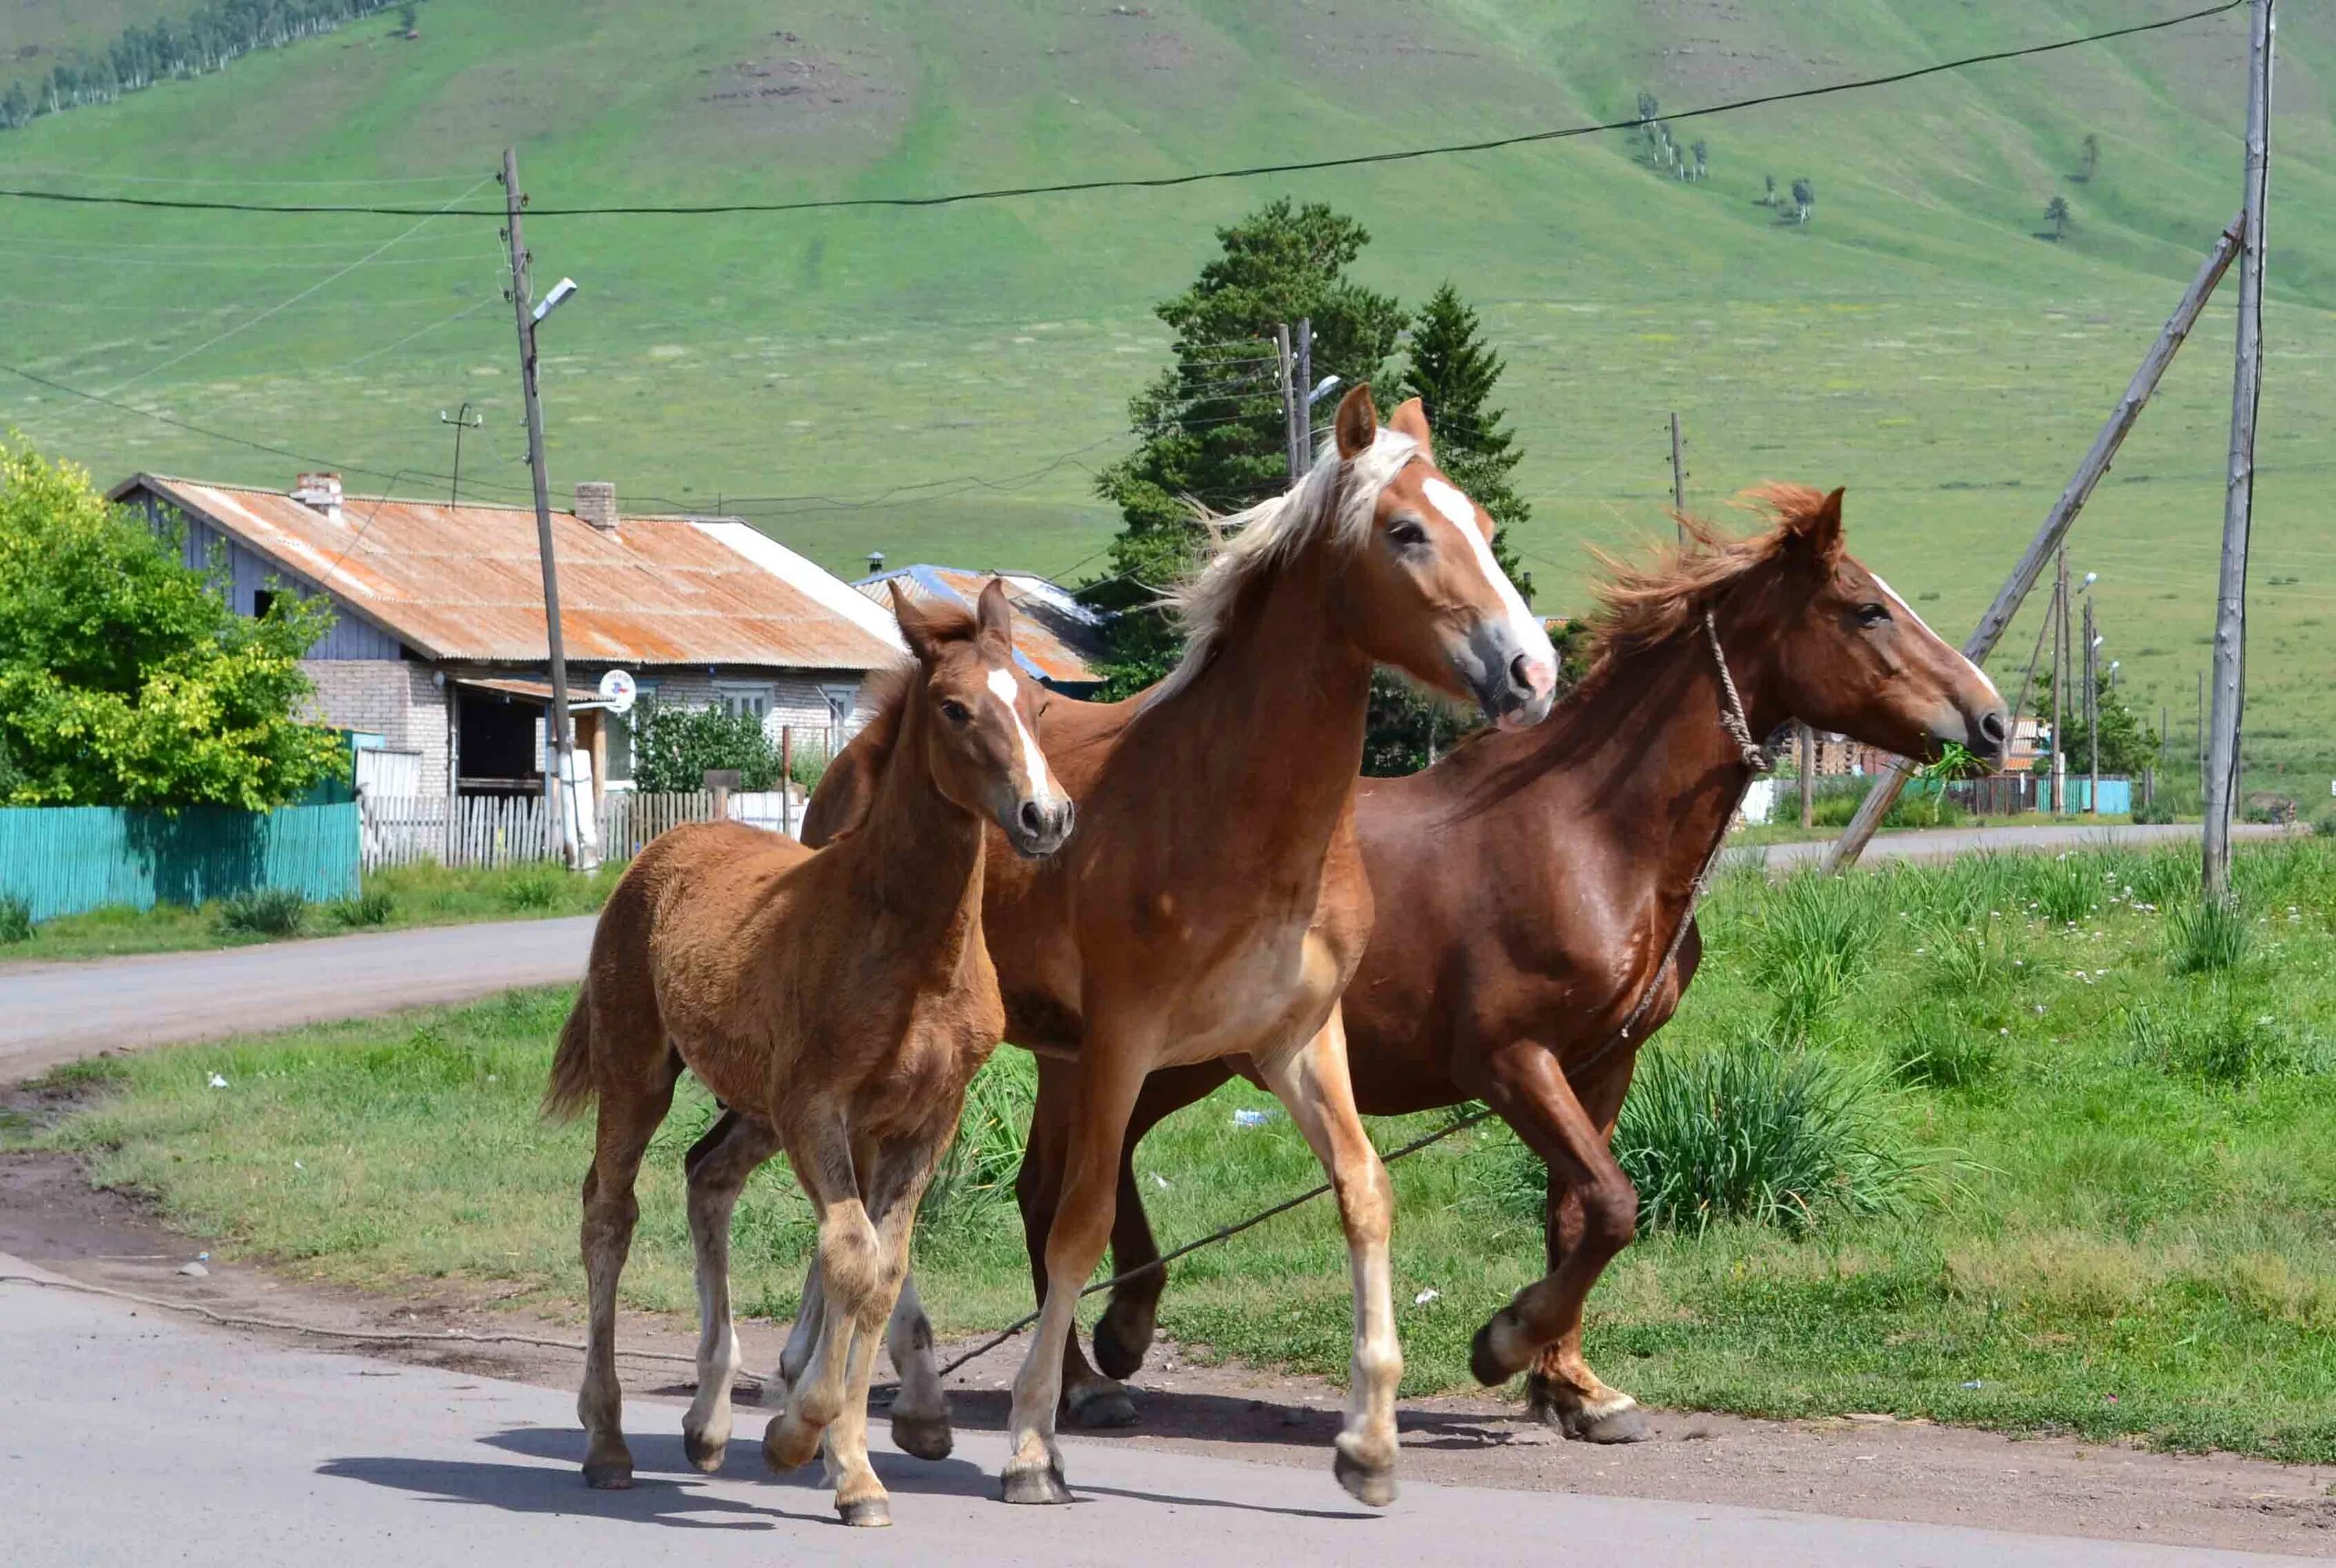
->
540, 580, 1071, 1527
1016, 484, 2011, 1440
781, 385, 1553, 1506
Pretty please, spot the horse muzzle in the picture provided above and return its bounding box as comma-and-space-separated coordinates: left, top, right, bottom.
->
1004, 796, 1075, 859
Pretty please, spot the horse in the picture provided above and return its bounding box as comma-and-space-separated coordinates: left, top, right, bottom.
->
1014, 483, 2011, 1440
744, 383, 1553, 1506
540, 578, 1074, 1528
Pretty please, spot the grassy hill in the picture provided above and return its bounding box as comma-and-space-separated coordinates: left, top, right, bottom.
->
3, 0, 2333, 788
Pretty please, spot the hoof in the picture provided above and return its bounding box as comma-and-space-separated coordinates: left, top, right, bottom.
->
681, 1426, 728, 1474
1332, 1447, 1397, 1508
582, 1459, 634, 1491
1064, 1382, 1138, 1429
1000, 1461, 1073, 1506
1469, 1317, 1519, 1387
836, 1496, 893, 1528
763, 1414, 822, 1472
1562, 1400, 1650, 1445
891, 1413, 954, 1462
1091, 1303, 1154, 1381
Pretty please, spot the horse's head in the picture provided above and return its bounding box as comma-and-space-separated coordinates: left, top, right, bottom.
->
889, 579, 1075, 857
1329, 385, 1557, 730
1738, 486, 2010, 768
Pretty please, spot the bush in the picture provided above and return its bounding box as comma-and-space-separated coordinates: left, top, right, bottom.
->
627, 697, 782, 793
0, 893, 33, 944
2169, 898, 2250, 974
216, 887, 308, 938
1614, 1036, 1924, 1235
329, 888, 395, 928
499, 865, 566, 912
1747, 872, 1877, 1040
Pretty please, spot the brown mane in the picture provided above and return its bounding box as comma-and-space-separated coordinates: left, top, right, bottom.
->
1579, 483, 1830, 674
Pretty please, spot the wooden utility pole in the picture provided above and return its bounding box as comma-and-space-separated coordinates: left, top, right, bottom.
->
1798, 724, 1814, 829
1821, 213, 2243, 871
501, 146, 587, 871
438, 402, 480, 506
2197, 670, 2208, 799
2050, 548, 2069, 815
1294, 317, 1314, 476
1275, 322, 1299, 483
2084, 593, 2100, 814
1669, 412, 1687, 542
2206, 0, 2275, 902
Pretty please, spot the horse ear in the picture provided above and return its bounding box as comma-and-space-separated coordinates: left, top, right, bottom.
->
888, 581, 945, 665
1795, 487, 1846, 564
1387, 396, 1433, 461
974, 576, 1015, 652
1333, 382, 1377, 459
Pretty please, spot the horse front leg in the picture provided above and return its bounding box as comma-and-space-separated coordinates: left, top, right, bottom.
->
820, 1143, 939, 1528
679, 1110, 783, 1472
1256, 1005, 1402, 1508
1472, 1042, 1646, 1443
1091, 1061, 1236, 1383
1018, 1056, 1131, 1427
765, 1120, 879, 1474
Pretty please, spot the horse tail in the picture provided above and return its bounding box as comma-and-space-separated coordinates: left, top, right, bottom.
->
541, 982, 599, 1121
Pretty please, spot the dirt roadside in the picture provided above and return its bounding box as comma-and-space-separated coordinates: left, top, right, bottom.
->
3, 1146, 2330, 1557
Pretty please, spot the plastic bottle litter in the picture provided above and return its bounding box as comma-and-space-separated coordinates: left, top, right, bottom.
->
1232, 1109, 1279, 1128
206, 1073, 229, 1089
1413, 1288, 1441, 1306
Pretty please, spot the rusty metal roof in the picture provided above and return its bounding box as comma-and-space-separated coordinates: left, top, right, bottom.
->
854, 565, 1110, 687
115, 476, 901, 672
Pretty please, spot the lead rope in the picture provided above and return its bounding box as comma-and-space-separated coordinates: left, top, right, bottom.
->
934, 610, 1773, 1381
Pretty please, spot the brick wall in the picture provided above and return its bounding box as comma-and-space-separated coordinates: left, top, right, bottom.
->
301, 659, 452, 795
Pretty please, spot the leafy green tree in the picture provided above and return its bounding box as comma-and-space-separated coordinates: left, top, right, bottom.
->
625, 698, 782, 793
1789, 178, 1815, 225
2044, 195, 2070, 240
1361, 621, 1592, 777
2077, 132, 2100, 183
1760, 173, 1778, 207
0, 438, 345, 808
1089, 199, 1406, 694
2033, 668, 2158, 775
1395, 283, 1533, 602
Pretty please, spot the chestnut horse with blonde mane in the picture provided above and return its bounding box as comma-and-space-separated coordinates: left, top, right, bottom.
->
733, 384, 1553, 1506
1012, 484, 2011, 1439
542, 580, 1072, 1527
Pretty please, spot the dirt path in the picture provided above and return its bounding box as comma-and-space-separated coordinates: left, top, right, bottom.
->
5, 1148, 2328, 1559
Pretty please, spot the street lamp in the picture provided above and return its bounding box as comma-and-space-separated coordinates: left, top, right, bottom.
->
532, 276, 579, 325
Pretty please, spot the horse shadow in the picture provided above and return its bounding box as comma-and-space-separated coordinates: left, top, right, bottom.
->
926, 1383, 1539, 1456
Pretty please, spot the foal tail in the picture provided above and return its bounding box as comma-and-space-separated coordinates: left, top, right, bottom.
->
541, 983, 599, 1121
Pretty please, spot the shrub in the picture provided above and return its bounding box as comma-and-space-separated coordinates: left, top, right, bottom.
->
1613, 1036, 1924, 1234
499, 865, 566, 912
0, 893, 32, 944
1747, 872, 1877, 1040
2315, 810, 2336, 839
627, 697, 782, 793
329, 888, 395, 928
216, 887, 307, 938
2169, 898, 2250, 975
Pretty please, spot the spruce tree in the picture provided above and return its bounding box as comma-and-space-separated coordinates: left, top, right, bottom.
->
1395, 283, 1533, 602
1089, 200, 1405, 694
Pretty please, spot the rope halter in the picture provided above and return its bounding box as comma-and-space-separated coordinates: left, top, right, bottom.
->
1703, 607, 1773, 774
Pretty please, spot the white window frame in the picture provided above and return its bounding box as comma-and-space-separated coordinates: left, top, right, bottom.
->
820, 684, 857, 727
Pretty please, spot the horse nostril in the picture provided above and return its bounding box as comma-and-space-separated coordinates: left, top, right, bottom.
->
1508, 651, 1552, 696
1019, 800, 1045, 837
1979, 711, 2008, 746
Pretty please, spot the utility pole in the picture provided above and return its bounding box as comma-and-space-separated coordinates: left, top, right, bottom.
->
500, 146, 586, 870
1669, 411, 1687, 543
2206, 0, 2275, 903
2197, 670, 2208, 800
1798, 724, 1814, 829
1275, 322, 1299, 483
1820, 213, 2243, 870
1294, 317, 1314, 476
2084, 594, 2100, 814
2051, 547, 2069, 816
438, 402, 480, 505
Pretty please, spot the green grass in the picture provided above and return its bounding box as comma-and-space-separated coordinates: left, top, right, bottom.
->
0, 859, 617, 962
33, 838, 2336, 1462
2, 1, 2334, 797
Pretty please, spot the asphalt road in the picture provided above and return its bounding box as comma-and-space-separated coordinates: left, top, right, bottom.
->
4, 1257, 2313, 1568
1734, 820, 2285, 870
0, 916, 595, 1085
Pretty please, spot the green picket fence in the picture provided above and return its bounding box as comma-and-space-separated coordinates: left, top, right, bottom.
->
0, 803, 361, 921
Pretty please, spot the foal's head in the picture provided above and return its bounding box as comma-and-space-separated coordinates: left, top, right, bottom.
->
886, 580, 1075, 857
1328, 386, 1558, 730
1599, 485, 2009, 767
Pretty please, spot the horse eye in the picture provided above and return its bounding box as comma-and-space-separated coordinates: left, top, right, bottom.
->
1856, 603, 1891, 628
939, 699, 972, 724
1388, 519, 1430, 549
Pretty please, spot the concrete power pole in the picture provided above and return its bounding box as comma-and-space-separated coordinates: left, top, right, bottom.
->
1275, 322, 1299, 483
1295, 317, 1314, 477
500, 146, 588, 871
2051, 547, 2069, 816
2084, 593, 2100, 814
2205, 0, 2275, 903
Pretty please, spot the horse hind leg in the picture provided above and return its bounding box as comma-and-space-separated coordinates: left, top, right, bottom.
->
575, 1044, 680, 1489
679, 1109, 783, 1472
1522, 1180, 1649, 1444
884, 1273, 952, 1461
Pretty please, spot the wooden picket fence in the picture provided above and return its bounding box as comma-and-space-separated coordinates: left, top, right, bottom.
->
360, 789, 805, 871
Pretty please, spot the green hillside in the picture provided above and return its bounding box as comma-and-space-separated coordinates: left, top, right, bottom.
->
2, 0, 2332, 787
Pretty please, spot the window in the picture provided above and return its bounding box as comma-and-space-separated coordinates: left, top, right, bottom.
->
252, 589, 276, 620
821, 684, 857, 726
716, 684, 772, 724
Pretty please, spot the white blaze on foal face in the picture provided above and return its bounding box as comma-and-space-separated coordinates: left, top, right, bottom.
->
987, 665, 1056, 806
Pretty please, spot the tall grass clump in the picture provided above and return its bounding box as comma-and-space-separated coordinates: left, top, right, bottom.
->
1747, 871, 1878, 1041
2169, 898, 2251, 975
0, 893, 32, 944
2125, 993, 2304, 1085
1887, 1017, 2004, 1092
329, 888, 396, 928
2028, 852, 2099, 926
1614, 1036, 1924, 1234
499, 865, 565, 912
917, 1049, 1038, 1245
216, 887, 307, 938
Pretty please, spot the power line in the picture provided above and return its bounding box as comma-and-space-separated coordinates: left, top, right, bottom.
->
0, 3, 2241, 220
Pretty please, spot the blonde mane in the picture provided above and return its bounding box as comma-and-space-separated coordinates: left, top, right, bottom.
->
1149, 428, 1420, 705
1580, 483, 1831, 674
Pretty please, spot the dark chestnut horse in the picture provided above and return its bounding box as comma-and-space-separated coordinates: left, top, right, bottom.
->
1008, 483, 2010, 1440
735, 385, 1553, 1507
543, 582, 1071, 1526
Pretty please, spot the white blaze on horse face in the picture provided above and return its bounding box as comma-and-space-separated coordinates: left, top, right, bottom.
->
987, 665, 1057, 806
1871, 573, 2004, 708
1422, 475, 1554, 671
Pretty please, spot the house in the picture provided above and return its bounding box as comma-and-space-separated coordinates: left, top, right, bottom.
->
853, 562, 1110, 694
110, 473, 905, 800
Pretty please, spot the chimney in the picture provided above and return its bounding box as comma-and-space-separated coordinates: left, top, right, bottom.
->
575, 481, 619, 533
291, 471, 343, 524
866, 550, 885, 576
